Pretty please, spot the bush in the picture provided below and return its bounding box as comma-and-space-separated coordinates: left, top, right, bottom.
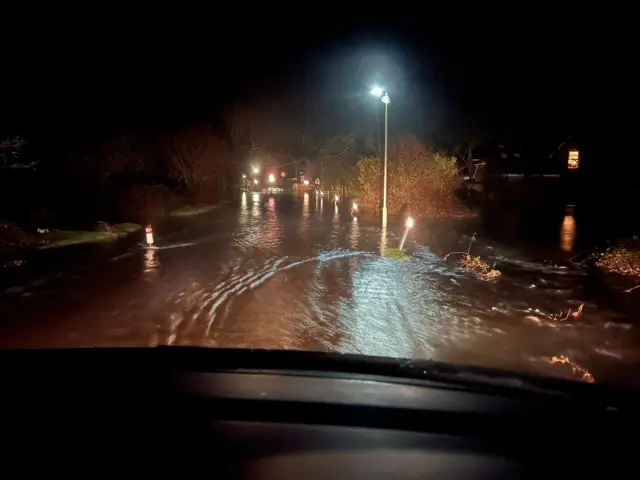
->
357, 133, 462, 217
357, 157, 381, 210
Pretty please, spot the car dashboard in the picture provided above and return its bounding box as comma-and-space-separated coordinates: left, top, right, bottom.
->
1, 347, 635, 478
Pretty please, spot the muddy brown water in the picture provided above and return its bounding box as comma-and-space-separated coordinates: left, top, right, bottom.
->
1, 192, 639, 387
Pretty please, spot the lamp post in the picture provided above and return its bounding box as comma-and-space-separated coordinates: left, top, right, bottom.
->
371, 87, 390, 227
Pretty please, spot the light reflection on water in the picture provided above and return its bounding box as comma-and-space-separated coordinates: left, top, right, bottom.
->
143, 248, 160, 273
301, 193, 310, 235
1, 194, 639, 387
350, 216, 359, 250
264, 196, 282, 251
560, 206, 577, 253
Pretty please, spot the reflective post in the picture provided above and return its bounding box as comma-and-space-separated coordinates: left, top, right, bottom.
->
145, 224, 154, 246
399, 217, 414, 250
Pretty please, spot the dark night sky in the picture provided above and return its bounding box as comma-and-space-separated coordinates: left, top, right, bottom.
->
2, 7, 635, 158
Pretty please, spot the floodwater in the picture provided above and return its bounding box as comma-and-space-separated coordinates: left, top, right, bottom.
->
1, 191, 639, 387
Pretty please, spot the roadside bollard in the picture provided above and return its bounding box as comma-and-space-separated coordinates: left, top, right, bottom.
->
399, 216, 414, 250
145, 225, 154, 246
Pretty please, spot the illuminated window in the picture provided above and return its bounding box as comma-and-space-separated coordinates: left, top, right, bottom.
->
568, 150, 579, 169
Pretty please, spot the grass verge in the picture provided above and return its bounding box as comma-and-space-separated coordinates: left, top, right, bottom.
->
39, 223, 142, 249
168, 204, 220, 217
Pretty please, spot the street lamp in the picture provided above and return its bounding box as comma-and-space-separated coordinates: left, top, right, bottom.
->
253, 166, 259, 175
268, 173, 275, 184
371, 86, 390, 227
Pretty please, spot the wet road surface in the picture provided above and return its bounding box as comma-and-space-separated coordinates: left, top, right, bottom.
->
1, 192, 639, 387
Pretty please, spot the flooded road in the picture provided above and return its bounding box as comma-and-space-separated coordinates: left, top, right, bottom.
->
1, 192, 639, 387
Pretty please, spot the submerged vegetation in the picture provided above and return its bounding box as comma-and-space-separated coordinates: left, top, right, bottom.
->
444, 234, 501, 280
595, 240, 640, 277
569, 237, 640, 292
382, 248, 409, 261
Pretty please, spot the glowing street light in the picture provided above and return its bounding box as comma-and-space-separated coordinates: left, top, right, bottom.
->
253, 166, 259, 175
253, 178, 258, 185
399, 216, 414, 250
242, 174, 246, 179
371, 86, 391, 228
352, 201, 358, 214
334, 194, 339, 204
268, 173, 275, 184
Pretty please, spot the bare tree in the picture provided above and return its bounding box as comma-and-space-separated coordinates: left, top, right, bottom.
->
226, 106, 268, 155
225, 103, 302, 170
452, 137, 480, 173
0, 136, 35, 170
317, 133, 357, 193
72, 134, 147, 185
169, 129, 231, 198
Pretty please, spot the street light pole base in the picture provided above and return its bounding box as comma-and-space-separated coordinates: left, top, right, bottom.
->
381, 206, 388, 228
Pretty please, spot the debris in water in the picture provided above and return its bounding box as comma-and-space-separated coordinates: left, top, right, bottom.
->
444, 233, 501, 281
571, 303, 584, 318
3, 259, 26, 268
546, 355, 595, 383
553, 303, 584, 321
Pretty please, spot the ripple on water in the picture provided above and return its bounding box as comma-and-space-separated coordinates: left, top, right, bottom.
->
2, 195, 639, 387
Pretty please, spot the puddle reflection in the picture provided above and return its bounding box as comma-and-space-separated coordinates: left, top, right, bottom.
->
301, 193, 310, 234
350, 216, 360, 249
143, 248, 161, 273
560, 206, 577, 253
